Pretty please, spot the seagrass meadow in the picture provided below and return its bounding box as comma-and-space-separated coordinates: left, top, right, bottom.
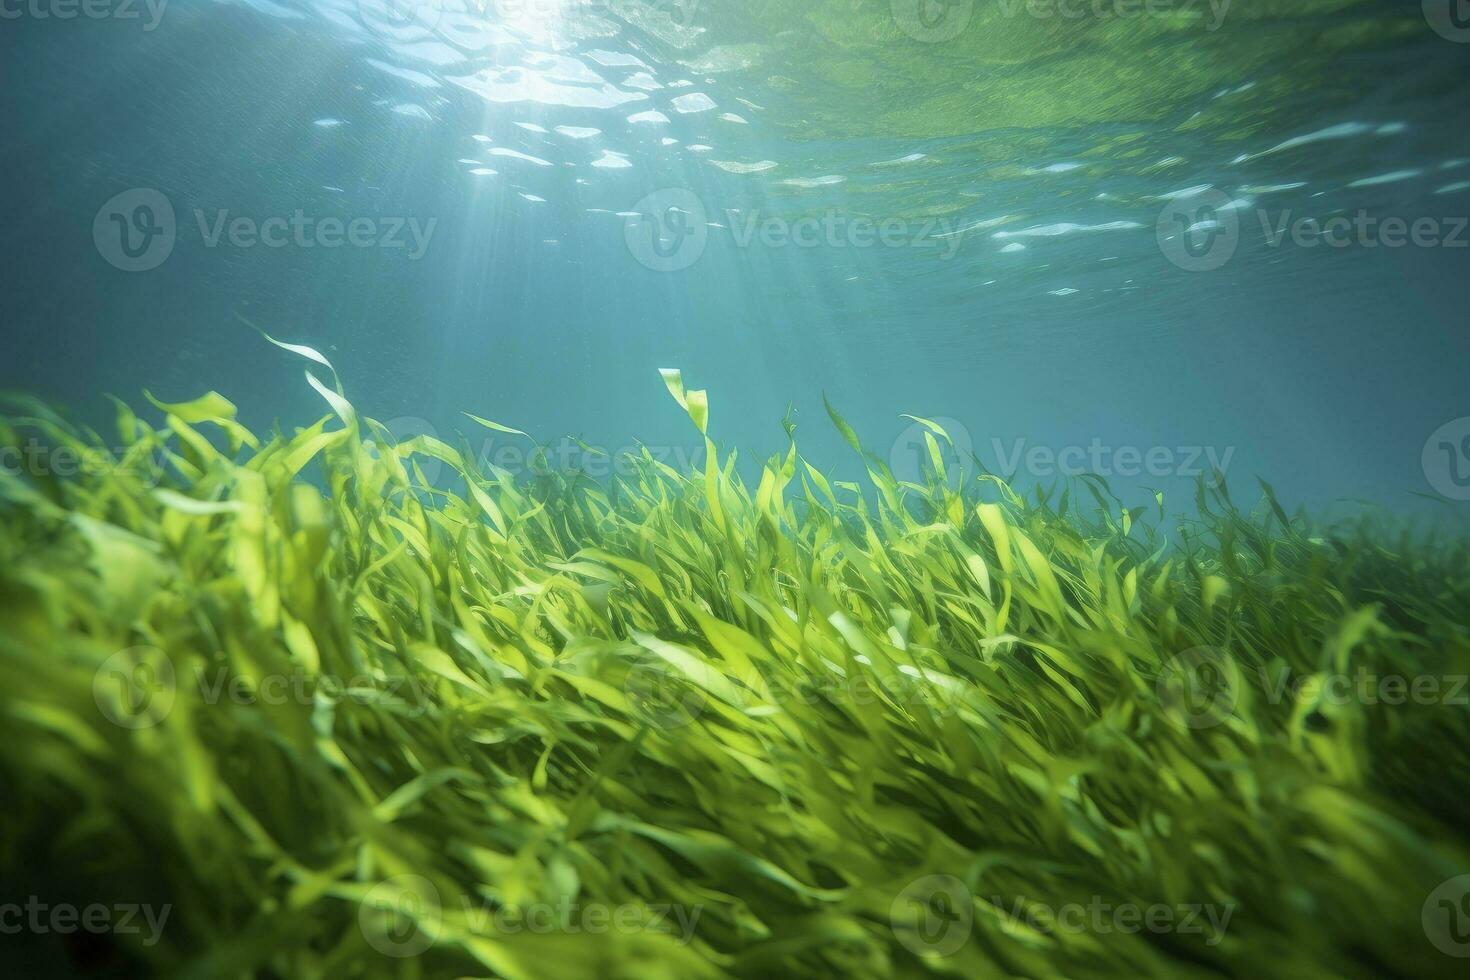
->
2, 343, 1469, 979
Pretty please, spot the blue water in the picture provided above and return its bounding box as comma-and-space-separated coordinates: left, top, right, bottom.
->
3, 0, 1469, 517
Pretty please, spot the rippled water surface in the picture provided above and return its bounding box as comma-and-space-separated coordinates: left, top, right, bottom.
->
3, 0, 1468, 512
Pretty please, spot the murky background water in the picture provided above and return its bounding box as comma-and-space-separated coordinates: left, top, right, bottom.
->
3, 0, 1468, 515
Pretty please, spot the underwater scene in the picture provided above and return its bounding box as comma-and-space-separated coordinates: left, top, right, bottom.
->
3, 0, 1470, 976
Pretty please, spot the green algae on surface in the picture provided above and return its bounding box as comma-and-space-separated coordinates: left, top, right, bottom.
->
1, 348, 1468, 978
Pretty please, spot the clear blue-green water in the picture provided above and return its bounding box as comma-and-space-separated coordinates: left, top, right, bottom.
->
3, 0, 1469, 515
